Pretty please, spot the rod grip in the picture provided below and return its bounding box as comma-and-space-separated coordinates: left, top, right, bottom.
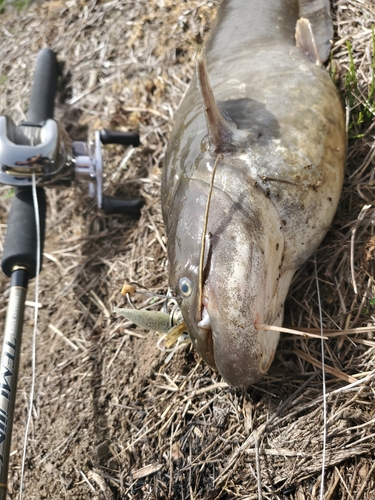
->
27, 49, 58, 122
1, 188, 46, 279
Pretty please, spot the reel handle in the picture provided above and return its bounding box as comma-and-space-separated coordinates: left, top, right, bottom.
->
99, 129, 140, 147
99, 130, 143, 215
102, 196, 145, 216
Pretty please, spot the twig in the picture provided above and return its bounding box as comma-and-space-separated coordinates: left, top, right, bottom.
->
315, 256, 327, 500
355, 461, 375, 500
288, 325, 375, 337
254, 434, 263, 500
256, 323, 328, 340
293, 348, 357, 383
77, 469, 96, 493
68, 74, 117, 105
214, 374, 317, 487
350, 204, 372, 294
49, 324, 79, 351
89, 290, 111, 318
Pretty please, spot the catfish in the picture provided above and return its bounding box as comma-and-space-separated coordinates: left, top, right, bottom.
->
161, 0, 345, 387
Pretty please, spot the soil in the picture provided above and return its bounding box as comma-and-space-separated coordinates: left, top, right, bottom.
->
0, 0, 375, 499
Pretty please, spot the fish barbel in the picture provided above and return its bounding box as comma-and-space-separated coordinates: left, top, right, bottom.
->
161, 0, 346, 387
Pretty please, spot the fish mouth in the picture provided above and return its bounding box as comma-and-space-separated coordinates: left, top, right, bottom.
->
197, 295, 211, 329
183, 295, 216, 370
197, 309, 211, 331
193, 288, 279, 387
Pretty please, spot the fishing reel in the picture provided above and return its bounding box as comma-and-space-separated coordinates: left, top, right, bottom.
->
0, 116, 144, 215
0, 48, 149, 498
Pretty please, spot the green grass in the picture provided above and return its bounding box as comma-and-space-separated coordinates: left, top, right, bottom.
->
345, 27, 375, 139
362, 297, 375, 316
0, 188, 14, 201
0, 0, 30, 13
14, 0, 30, 9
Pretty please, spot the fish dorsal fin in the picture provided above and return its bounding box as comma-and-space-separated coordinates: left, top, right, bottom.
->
298, 0, 333, 63
295, 18, 322, 65
197, 57, 246, 152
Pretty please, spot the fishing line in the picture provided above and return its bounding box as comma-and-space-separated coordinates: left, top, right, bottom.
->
19, 174, 41, 500
315, 256, 327, 500
197, 153, 222, 321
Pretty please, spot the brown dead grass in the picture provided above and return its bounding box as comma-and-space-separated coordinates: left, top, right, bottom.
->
0, 0, 375, 498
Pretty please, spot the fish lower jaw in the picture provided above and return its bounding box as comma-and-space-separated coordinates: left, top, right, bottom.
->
197, 306, 211, 329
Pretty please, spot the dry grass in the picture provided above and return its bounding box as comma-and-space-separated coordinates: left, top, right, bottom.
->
0, 0, 375, 498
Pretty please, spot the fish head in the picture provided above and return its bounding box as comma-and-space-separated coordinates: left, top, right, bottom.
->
166, 163, 217, 369
167, 152, 292, 388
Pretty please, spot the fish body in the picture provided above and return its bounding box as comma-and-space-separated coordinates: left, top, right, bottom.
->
161, 0, 345, 387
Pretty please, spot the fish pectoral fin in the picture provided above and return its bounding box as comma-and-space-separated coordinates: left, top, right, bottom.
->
295, 18, 322, 66
197, 57, 247, 152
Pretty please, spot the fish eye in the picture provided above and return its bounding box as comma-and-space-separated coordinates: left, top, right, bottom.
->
178, 277, 193, 297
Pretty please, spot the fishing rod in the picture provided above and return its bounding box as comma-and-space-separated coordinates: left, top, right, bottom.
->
0, 48, 143, 498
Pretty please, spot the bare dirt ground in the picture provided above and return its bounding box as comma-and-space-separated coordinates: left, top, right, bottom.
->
0, 0, 375, 498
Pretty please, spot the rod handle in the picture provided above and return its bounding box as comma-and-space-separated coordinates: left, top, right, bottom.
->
1, 188, 46, 279
27, 49, 58, 122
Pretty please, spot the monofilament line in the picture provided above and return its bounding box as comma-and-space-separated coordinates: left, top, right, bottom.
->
315, 256, 327, 500
197, 153, 222, 321
19, 174, 41, 500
